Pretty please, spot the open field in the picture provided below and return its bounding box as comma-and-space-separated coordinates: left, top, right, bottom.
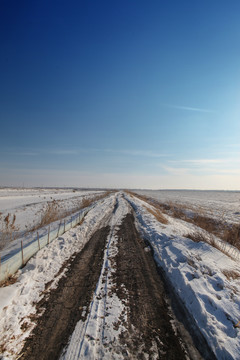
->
135, 190, 240, 225
0, 191, 240, 359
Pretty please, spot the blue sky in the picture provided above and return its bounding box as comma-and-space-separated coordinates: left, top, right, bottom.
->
1, 0, 240, 189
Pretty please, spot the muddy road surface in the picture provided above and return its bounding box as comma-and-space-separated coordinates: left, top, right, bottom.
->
20, 226, 110, 360
20, 199, 202, 359
114, 213, 186, 359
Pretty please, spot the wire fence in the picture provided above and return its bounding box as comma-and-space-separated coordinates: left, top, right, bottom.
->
0, 205, 93, 284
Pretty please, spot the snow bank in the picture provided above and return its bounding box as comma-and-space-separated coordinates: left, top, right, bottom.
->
126, 193, 240, 360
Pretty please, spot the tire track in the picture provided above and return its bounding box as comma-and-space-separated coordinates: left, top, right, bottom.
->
113, 212, 188, 359
20, 225, 110, 360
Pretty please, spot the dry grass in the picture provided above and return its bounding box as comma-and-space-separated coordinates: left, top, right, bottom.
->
167, 204, 240, 251
185, 232, 209, 243
127, 191, 240, 254
222, 269, 240, 281
29, 191, 114, 233
143, 205, 168, 224
130, 192, 240, 252
184, 231, 238, 259
0, 213, 19, 250
80, 197, 94, 208
38, 200, 59, 228
80, 191, 114, 209
0, 274, 18, 287
222, 224, 240, 248
126, 191, 168, 224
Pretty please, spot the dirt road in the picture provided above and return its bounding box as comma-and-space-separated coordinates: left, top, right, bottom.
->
20, 198, 201, 359
20, 226, 110, 360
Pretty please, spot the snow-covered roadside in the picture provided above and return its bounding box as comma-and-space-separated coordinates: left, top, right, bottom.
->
0, 193, 117, 359
0, 188, 102, 234
125, 193, 240, 359
60, 194, 132, 360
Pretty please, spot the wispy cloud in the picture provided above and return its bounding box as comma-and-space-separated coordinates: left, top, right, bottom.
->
181, 159, 227, 165
8, 151, 39, 156
162, 166, 189, 176
164, 104, 215, 113
103, 149, 168, 158
48, 149, 79, 155
165, 156, 240, 177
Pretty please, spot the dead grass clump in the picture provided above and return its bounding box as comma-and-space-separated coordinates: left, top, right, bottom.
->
169, 205, 187, 220
1, 274, 18, 287
222, 224, 240, 249
143, 205, 168, 224
0, 213, 18, 250
80, 191, 114, 209
38, 200, 59, 228
191, 214, 219, 234
222, 270, 240, 281
126, 191, 168, 224
185, 232, 208, 243
81, 197, 95, 208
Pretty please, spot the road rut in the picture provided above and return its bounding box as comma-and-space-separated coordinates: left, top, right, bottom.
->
20, 226, 110, 360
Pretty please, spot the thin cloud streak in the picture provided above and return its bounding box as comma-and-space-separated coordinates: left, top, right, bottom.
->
164, 104, 215, 113
103, 149, 168, 158
181, 159, 227, 165
48, 149, 79, 155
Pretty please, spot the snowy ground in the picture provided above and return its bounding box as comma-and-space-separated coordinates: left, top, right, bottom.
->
126, 193, 240, 359
0, 187, 103, 234
60, 196, 131, 360
135, 190, 240, 225
0, 188, 104, 257
0, 193, 117, 358
0, 191, 240, 359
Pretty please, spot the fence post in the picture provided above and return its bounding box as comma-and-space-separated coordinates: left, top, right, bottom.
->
64, 219, 65, 233
37, 232, 40, 250
21, 240, 24, 266
48, 226, 50, 244
57, 221, 61, 237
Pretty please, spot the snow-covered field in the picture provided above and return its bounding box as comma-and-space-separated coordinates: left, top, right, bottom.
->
0, 191, 240, 359
135, 190, 240, 225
